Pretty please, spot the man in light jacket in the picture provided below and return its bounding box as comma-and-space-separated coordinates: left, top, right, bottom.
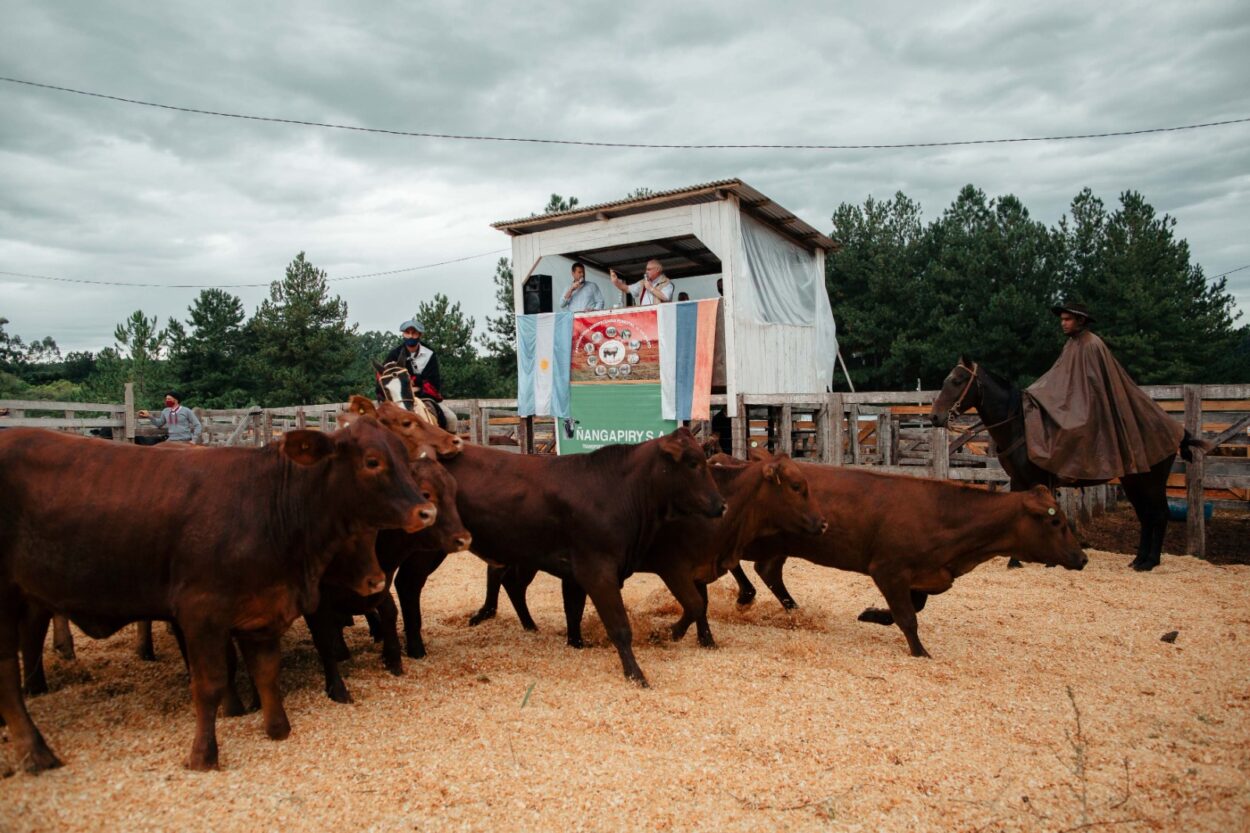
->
138, 390, 202, 443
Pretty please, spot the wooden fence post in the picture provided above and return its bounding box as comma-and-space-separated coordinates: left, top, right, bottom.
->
295, 407, 306, 430
930, 426, 949, 480
1184, 384, 1205, 557
124, 383, 136, 441
469, 400, 480, 446
778, 403, 793, 456
732, 394, 748, 459
829, 394, 845, 466
847, 405, 861, 464
876, 413, 892, 465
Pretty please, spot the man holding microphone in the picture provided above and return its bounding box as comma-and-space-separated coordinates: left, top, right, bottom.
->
560, 261, 605, 312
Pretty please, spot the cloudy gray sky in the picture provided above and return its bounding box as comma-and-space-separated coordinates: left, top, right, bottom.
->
2, 1, 1248, 354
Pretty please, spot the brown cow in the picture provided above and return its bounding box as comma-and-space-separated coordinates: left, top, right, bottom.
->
476, 453, 828, 650
340, 395, 462, 460
393, 427, 726, 686
305, 458, 471, 703
0, 420, 435, 772
723, 460, 1087, 657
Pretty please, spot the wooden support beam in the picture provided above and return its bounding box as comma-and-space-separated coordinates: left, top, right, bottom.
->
829, 394, 845, 466
732, 394, 748, 459
124, 383, 136, 441
847, 405, 861, 464
1184, 385, 1206, 557
876, 413, 892, 465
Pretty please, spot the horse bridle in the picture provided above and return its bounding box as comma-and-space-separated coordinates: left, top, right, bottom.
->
945, 361, 1025, 454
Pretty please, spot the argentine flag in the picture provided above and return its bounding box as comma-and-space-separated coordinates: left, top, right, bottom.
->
517, 312, 573, 417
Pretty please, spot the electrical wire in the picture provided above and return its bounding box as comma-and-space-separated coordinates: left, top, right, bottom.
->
4, 75, 1248, 151
0, 249, 509, 289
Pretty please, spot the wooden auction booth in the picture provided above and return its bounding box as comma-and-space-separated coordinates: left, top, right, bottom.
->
492, 179, 839, 416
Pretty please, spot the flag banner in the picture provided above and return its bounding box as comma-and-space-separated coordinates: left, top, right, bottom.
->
550, 300, 719, 454
658, 299, 719, 421
516, 311, 572, 417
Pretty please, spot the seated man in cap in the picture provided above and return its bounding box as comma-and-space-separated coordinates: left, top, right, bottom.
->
383, 318, 446, 425
137, 390, 203, 443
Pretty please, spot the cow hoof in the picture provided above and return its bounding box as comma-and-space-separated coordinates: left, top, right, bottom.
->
1128, 556, 1144, 569
467, 608, 496, 626
780, 598, 798, 611
23, 678, 49, 698
670, 625, 689, 642
735, 590, 756, 607
185, 749, 219, 771
1006, 558, 1023, 569
910, 649, 932, 659
21, 745, 63, 773
857, 608, 895, 626
1132, 560, 1159, 572
567, 637, 584, 650
698, 637, 718, 650
137, 647, 157, 662
384, 658, 404, 677
53, 646, 76, 662
405, 644, 427, 660
266, 718, 291, 741
327, 682, 353, 704
520, 621, 539, 633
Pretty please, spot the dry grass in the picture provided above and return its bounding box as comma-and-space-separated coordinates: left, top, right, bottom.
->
3, 550, 1248, 832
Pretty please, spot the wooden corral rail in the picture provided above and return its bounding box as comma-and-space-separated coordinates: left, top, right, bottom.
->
8, 383, 1244, 558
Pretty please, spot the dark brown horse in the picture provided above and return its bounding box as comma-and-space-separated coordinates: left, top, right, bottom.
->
928, 357, 1204, 572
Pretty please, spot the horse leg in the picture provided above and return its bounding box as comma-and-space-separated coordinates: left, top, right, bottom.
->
1129, 464, 1171, 572
1123, 477, 1154, 570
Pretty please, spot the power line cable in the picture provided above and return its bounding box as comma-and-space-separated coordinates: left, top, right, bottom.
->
0, 249, 508, 289
4, 75, 1249, 151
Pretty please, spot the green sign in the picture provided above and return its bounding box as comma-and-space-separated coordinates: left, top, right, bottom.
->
557, 383, 679, 454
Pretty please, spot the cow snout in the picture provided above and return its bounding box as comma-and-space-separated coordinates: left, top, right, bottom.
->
707, 497, 727, 518
1066, 549, 1089, 570
355, 570, 387, 597
451, 533, 472, 552
816, 518, 830, 535
403, 503, 438, 532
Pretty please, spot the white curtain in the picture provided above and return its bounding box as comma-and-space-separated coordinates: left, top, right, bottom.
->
738, 214, 838, 391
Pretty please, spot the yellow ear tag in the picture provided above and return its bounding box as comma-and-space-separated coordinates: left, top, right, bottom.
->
1048, 507, 1056, 516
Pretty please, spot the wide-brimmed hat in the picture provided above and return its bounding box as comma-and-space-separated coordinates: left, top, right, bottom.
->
1050, 300, 1095, 323
399, 318, 425, 333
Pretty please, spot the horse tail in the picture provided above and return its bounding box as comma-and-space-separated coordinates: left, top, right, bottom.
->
1179, 430, 1211, 462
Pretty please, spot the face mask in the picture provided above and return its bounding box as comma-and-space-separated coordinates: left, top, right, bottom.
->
165, 398, 177, 408
404, 337, 420, 347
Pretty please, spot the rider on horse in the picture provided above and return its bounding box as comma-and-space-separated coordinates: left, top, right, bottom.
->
381, 318, 447, 428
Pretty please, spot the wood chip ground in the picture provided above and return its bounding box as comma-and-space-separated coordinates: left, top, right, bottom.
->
3, 550, 1247, 831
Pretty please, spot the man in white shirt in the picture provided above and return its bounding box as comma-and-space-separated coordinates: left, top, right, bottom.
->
610, 259, 673, 306
559, 262, 605, 312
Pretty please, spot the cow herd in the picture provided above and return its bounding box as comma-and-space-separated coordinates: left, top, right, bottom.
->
0, 396, 1087, 774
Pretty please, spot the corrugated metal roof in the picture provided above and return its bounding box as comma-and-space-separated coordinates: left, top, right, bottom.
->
491, 178, 838, 251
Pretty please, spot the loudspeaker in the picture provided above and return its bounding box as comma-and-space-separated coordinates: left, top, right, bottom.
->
523, 273, 553, 314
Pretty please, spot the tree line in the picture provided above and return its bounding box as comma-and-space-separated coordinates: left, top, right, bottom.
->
2, 185, 1246, 409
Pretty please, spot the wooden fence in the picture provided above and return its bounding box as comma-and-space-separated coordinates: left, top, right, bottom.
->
5, 383, 1245, 558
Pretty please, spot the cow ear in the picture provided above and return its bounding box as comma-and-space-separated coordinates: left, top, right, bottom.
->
1022, 485, 1054, 515
762, 461, 782, 484
658, 433, 685, 462
349, 395, 377, 417
280, 429, 336, 466
747, 446, 772, 462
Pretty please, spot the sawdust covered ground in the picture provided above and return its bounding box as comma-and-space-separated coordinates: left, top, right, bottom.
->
3, 551, 1248, 832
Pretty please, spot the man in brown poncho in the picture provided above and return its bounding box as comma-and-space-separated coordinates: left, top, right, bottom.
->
1022, 301, 1184, 483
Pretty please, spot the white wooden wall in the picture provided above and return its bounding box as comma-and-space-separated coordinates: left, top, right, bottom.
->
510, 198, 828, 416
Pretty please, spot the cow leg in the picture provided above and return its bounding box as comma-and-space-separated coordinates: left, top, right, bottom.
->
135, 620, 157, 661
237, 637, 290, 741
693, 582, 715, 648
375, 593, 404, 676
468, 565, 504, 626
730, 565, 757, 606
656, 569, 708, 646
51, 615, 75, 661
178, 620, 230, 770
305, 612, 352, 704
754, 557, 798, 610
573, 560, 646, 686
19, 604, 52, 696
561, 578, 587, 649
394, 554, 445, 660
219, 637, 250, 718
501, 565, 540, 632
0, 609, 62, 772
858, 591, 929, 627
869, 574, 929, 658
364, 611, 384, 643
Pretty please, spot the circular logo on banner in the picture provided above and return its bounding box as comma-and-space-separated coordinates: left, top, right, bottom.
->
598, 339, 626, 366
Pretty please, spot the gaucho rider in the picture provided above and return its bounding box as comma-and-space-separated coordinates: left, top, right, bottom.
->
382, 317, 447, 427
